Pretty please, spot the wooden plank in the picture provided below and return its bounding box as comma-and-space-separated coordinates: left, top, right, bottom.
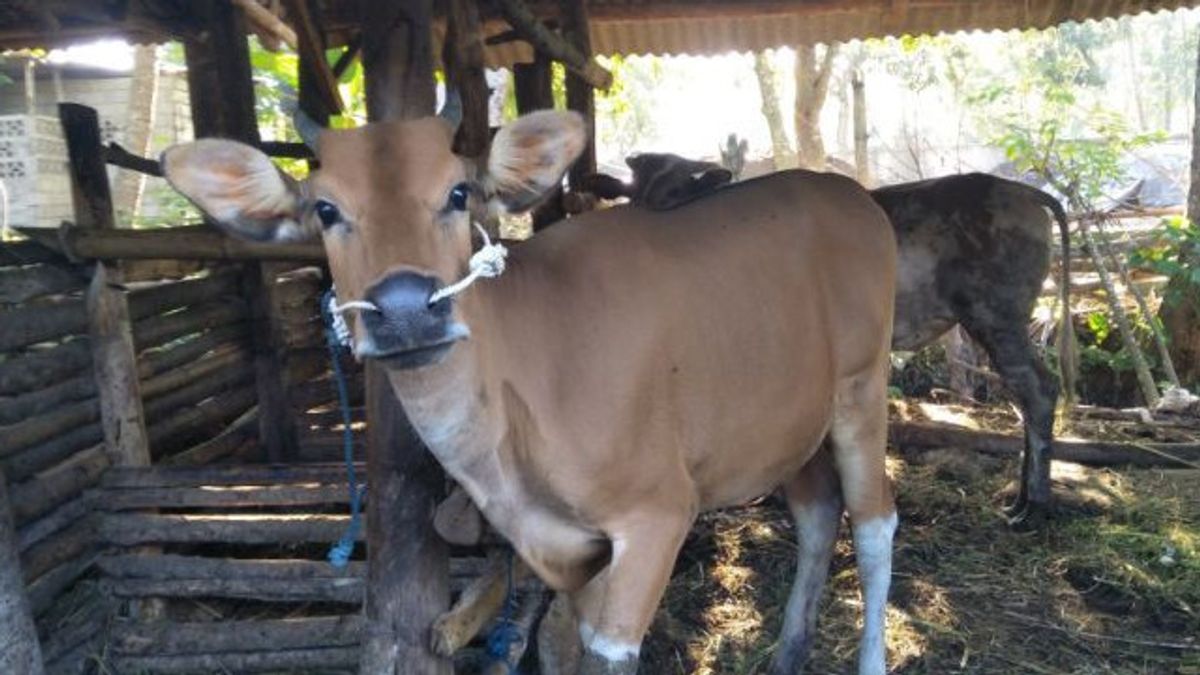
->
243, 262, 299, 461
284, 0, 344, 114
126, 269, 242, 321
101, 462, 363, 488
15, 225, 325, 262
101, 483, 357, 510
132, 301, 247, 351
111, 615, 362, 655
11, 446, 108, 529
0, 471, 45, 673
60, 103, 152, 472
0, 299, 87, 352
444, 0, 490, 156
27, 550, 98, 618
98, 512, 366, 546
890, 420, 1200, 467
158, 406, 257, 467
147, 385, 256, 452
494, 0, 612, 89
0, 371, 96, 426
561, 0, 597, 187
2, 424, 104, 483
17, 491, 99, 551
20, 517, 92, 584
109, 647, 360, 673
0, 398, 99, 459
0, 338, 92, 398
0, 264, 84, 305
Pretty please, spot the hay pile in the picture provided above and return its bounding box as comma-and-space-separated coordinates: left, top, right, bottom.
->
642, 416, 1199, 674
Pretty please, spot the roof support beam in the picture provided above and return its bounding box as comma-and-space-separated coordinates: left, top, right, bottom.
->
494, 0, 613, 90
283, 0, 344, 114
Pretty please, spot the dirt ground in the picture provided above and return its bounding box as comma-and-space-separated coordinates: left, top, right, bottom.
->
640, 402, 1200, 675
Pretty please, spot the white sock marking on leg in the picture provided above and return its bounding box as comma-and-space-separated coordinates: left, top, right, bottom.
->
853, 511, 898, 675
578, 621, 640, 662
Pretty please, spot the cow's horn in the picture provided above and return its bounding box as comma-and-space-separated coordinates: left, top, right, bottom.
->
439, 90, 462, 132
293, 109, 323, 152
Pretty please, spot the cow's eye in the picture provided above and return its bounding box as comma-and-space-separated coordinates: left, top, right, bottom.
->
448, 183, 470, 211
314, 199, 341, 228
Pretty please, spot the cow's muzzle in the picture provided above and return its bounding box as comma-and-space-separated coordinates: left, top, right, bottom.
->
357, 272, 470, 369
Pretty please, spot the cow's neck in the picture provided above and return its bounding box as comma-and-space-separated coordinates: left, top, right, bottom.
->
381, 292, 509, 507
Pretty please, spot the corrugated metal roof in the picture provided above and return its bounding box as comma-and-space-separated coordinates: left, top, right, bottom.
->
476, 0, 1200, 67
3, 1, 1200, 64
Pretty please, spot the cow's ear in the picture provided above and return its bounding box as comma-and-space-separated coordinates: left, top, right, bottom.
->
160, 139, 312, 242
483, 110, 585, 214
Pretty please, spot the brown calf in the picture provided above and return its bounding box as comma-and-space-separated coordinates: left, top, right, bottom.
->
161, 105, 898, 674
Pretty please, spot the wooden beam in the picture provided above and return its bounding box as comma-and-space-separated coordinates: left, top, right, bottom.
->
359, 1, 451, 673
494, 0, 612, 90
332, 36, 363, 80
230, 0, 298, 50
243, 262, 299, 461
362, 0, 437, 121
444, 0, 490, 157
59, 103, 152, 473
187, 2, 298, 462
283, 0, 344, 114
15, 225, 325, 262
0, 471, 45, 673
513, 54, 564, 230
184, 1, 259, 144
560, 0, 596, 187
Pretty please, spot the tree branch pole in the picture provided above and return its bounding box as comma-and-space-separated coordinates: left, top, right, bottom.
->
360, 1, 452, 673
494, 0, 613, 90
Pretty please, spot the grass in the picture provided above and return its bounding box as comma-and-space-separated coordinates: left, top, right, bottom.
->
641, 438, 1200, 674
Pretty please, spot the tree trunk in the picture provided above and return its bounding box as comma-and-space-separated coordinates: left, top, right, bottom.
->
852, 67, 870, 186
1158, 32, 1200, 387
112, 45, 159, 223
794, 43, 838, 170
1078, 215, 1160, 406
752, 50, 795, 170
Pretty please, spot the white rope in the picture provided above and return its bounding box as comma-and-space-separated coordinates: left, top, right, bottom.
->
325, 290, 375, 349
428, 222, 508, 305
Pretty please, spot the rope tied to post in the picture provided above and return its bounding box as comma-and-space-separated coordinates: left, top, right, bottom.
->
485, 549, 523, 673
320, 288, 365, 569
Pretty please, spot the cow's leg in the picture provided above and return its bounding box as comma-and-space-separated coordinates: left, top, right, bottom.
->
959, 318, 1058, 528
829, 369, 896, 675
768, 445, 843, 675
570, 509, 695, 675
538, 591, 583, 675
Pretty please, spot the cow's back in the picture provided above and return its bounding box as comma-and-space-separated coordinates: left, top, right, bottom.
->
490, 170, 896, 511
873, 173, 1056, 351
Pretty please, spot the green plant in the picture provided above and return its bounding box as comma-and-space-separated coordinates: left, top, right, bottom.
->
1130, 215, 1200, 304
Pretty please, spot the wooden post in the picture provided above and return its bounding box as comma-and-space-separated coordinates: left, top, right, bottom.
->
0, 470, 44, 675
560, 0, 596, 188
514, 54, 564, 230
60, 103, 152, 470
852, 67, 871, 187
185, 0, 298, 461
444, 0, 490, 157
360, 1, 451, 674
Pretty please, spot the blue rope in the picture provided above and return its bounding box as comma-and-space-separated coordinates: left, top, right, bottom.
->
321, 289, 364, 569
485, 550, 523, 674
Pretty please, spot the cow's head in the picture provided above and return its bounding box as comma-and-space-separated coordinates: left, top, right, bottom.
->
160, 103, 585, 369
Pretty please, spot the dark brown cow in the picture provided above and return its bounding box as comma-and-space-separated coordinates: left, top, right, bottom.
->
873, 172, 1074, 526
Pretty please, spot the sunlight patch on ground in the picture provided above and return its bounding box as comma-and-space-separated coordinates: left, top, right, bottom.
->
917, 402, 981, 429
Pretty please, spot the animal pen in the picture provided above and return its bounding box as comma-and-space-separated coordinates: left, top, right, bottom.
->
1, 1, 1199, 674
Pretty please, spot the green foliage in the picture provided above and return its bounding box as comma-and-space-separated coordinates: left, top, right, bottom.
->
594, 54, 664, 160
961, 24, 1162, 202
1130, 215, 1200, 312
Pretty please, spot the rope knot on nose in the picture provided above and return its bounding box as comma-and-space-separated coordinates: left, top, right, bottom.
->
428, 222, 508, 305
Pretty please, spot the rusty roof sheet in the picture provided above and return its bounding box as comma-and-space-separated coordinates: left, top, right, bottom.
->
3, 1, 1200, 64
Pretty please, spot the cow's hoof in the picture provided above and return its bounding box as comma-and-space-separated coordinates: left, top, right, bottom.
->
429, 611, 469, 657
1005, 501, 1051, 531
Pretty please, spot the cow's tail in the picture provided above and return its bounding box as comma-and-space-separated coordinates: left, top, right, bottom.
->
1034, 187, 1077, 406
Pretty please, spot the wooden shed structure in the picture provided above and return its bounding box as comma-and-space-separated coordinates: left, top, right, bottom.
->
2, 1, 1199, 674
